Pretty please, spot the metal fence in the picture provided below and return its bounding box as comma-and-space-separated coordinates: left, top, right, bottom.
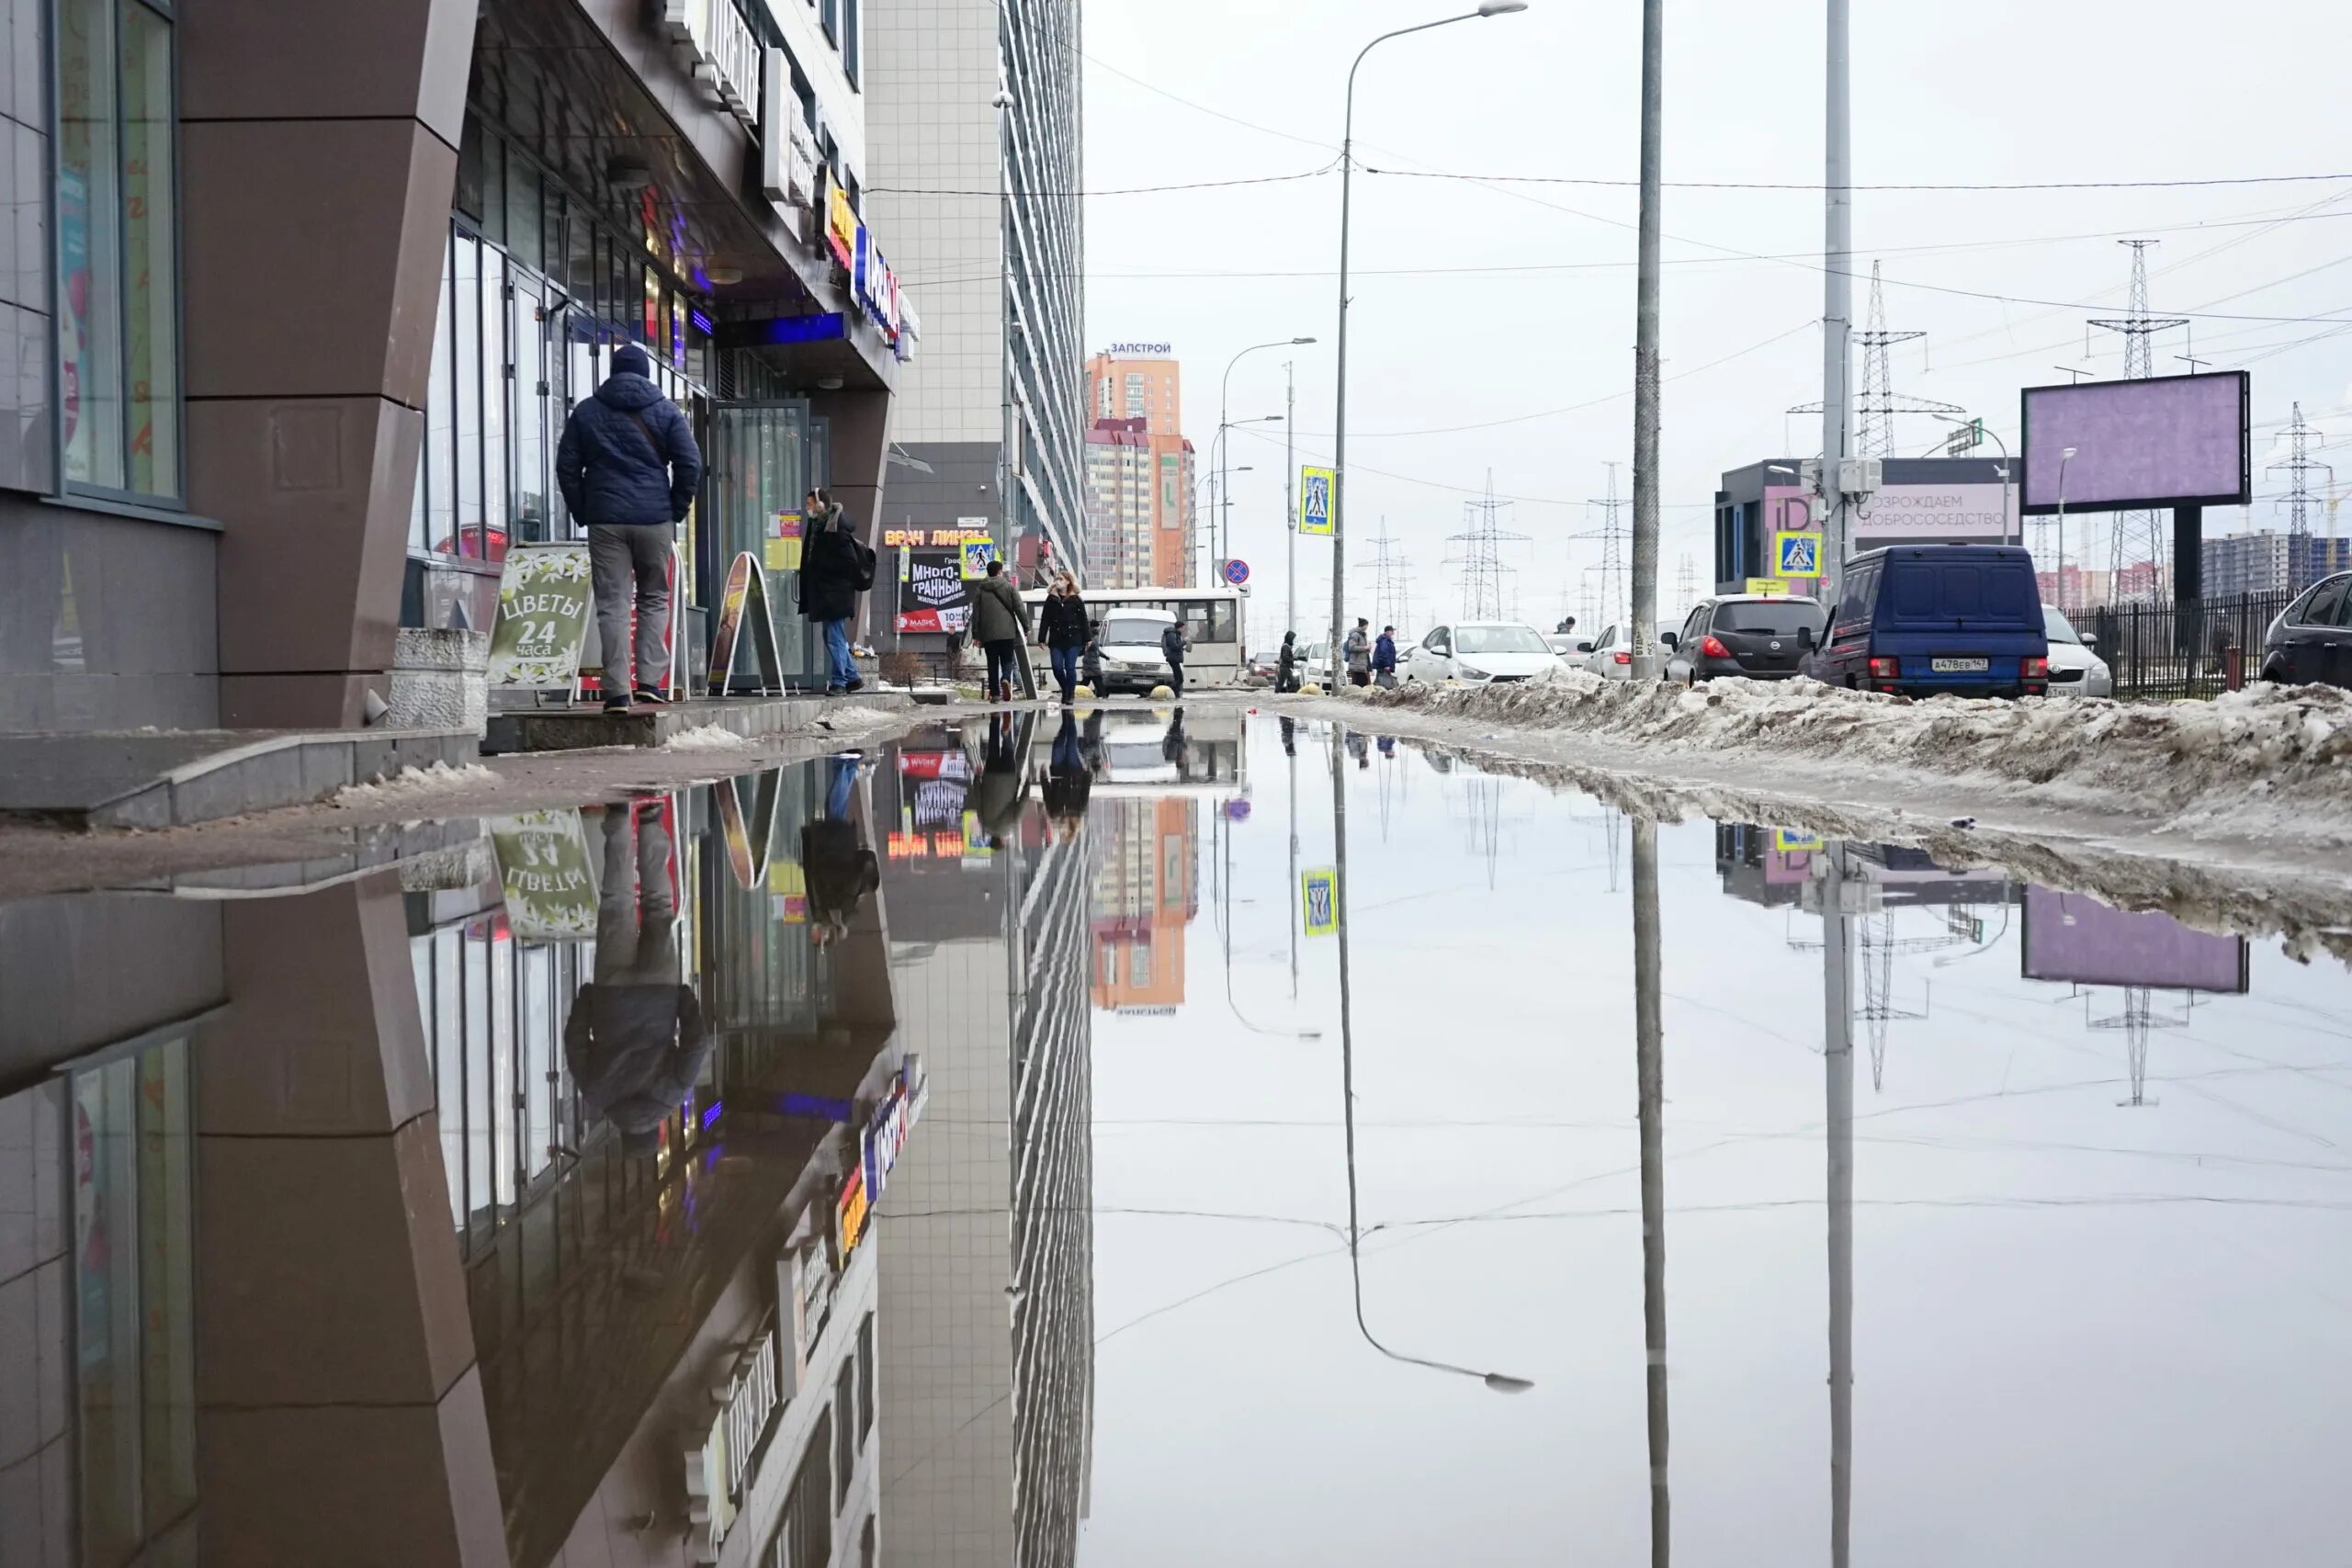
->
2083, 591, 2292, 700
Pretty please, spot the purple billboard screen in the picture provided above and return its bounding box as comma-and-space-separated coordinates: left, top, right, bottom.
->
2021, 886, 2248, 993
2018, 372, 2248, 513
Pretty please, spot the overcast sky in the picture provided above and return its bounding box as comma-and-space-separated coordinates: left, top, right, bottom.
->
1057, 0, 2352, 633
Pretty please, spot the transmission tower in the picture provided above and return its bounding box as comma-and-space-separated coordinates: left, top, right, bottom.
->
1792, 261, 1962, 452
1446, 471, 1530, 621
2086, 987, 2191, 1108
1353, 517, 1414, 633
2268, 403, 2333, 595
1589, 462, 1627, 634
1674, 553, 1696, 618
2091, 241, 2190, 601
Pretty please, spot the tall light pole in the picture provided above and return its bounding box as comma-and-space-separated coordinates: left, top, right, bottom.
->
2056, 446, 2077, 609
1630, 0, 1666, 679
1285, 360, 1298, 639
1212, 419, 1282, 580
1332, 726, 1534, 1395
1820, 0, 1854, 618
1219, 337, 1314, 586
1332, 2, 1529, 676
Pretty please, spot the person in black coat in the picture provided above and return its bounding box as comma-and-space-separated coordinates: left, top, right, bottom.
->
803, 759, 881, 947
1037, 574, 1091, 704
1042, 708, 1091, 831
796, 489, 869, 694
1276, 631, 1299, 693
555, 344, 705, 713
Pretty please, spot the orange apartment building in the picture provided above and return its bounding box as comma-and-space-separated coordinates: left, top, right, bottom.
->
1083, 349, 1198, 589
1089, 796, 1199, 1012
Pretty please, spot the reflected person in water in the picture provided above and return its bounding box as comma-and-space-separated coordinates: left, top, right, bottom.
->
805, 754, 881, 948
565, 795, 709, 1154
1043, 709, 1093, 839
971, 712, 1034, 849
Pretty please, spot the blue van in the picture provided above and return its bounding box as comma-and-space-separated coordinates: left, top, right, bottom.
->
1801, 544, 2051, 698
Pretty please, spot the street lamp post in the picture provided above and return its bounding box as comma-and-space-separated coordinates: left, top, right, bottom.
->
1212, 418, 1283, 581
1219, 338, 1315, 588
1330, 727, 1534, 1395
2056, 446, 2077, 609
1332, 2, 1528, 679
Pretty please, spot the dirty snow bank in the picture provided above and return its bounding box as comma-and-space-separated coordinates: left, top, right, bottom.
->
335, 761, 499, 807
1369, 671, 2352, 833
663, 725, 752, 751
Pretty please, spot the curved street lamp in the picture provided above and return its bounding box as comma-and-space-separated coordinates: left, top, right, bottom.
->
1217, 339, 1316, 585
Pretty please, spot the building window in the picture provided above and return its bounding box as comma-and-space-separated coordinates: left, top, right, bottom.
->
832, 1359, 856, 1506
56, 0, 181, 502
842, 0, 861, 86
856, 1314, 876, 1440
821, 0, 838, 44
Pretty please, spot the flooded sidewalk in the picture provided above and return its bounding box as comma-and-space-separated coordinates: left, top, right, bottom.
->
0, 708, 2345, 1564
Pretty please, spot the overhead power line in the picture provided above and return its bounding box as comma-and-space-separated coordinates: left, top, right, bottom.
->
1363, 165, 2352, 194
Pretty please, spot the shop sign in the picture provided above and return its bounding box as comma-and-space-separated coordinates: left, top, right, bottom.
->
861, 1066, 923, 1201
824, 177, 858, 270
708, 552, 786, 695
663, 0, 759, 127
683, 1326, 782, 1554
897, 550, 972, 635
885, 526, 991, 548
854, 228, 900, 341
837, 1164, 870, 1254
487, 811, 600, 942
486, 543, 595, 692
758, 50, 821, 214
1745, 577, 1790, 596
895, 294, 921, 363
787, 1238, 836, 1380
1108, 341, 1173, 356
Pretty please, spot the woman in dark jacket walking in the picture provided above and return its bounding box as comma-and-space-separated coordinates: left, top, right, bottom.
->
796, 489, 867, 694
1037, 574, 1091, 705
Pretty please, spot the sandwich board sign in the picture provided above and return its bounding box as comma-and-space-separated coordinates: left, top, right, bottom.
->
708, 552, 786, 696
486, 544, 595, 694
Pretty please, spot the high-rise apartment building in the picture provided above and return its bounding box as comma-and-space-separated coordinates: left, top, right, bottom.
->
867, 0, 1087, 608
2202, 530, 2352, 599
1081, 350, 1196, 588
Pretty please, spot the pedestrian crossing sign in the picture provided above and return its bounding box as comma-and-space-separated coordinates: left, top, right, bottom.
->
1301, 868, 1338, 936
1772, 829, 1824, 854
960, 538, 999, 581
1774, 530, 1824, 579
1298, 467, 1335, 536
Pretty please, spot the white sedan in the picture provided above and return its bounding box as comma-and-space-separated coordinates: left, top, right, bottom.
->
1398, 622, 1565, 684
2042, 605, 2113, 697
1579, 622, 1682, 681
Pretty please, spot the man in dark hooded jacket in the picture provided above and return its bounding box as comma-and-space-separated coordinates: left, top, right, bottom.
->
556, 344, 705, 714
564, 796, 709, 1154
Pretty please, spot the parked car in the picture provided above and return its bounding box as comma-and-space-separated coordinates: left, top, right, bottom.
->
1664, 594, 1827, 684
1544, 633, 1581, 660
1091, 608, 1179, 695
2041, 604, 2113, 697
1800, 544, 2050, 698
2258, 570, 2352, 687
1399, 622, 1562, 684
1579, 623, 1683, 681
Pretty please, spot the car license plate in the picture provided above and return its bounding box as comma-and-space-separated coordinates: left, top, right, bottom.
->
1930, 657, 1989, 673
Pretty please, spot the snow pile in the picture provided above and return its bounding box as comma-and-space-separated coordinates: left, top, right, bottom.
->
1369, 671, 2352, 826
813, 703, 907, 734
336, 761, 498, 807
663, 725, 752, 751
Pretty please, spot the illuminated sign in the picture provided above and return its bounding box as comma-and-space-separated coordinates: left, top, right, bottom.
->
757, 48, 820, 217
883, 526, 993, 547
824, 177, 857, 270
838, 1164, 869, 1253
663, 0, 759, 128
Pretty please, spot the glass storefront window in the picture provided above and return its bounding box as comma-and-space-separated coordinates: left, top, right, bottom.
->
121, 2, 178, 499
57, 0, 126, 492
453, 237, 482, 558
481, 252, 509, 558
515, 282, 549, 543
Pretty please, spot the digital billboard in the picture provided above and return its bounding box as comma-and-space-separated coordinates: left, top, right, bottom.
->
2018, 371, 2249, 515
2021, 886, 2249, 993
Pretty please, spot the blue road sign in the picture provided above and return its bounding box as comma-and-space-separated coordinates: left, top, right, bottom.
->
1224, 558, 1250, 586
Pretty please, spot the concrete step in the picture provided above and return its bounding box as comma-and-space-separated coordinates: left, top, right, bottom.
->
482, 692, 912, 753
0, 728, 481, 830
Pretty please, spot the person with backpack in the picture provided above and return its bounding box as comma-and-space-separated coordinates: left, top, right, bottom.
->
554, 343, 705, 715
1037, 572, 1091, 705
968, 557, 1032, 702
1160, 618, 1192, 696
797, 488, 874, 694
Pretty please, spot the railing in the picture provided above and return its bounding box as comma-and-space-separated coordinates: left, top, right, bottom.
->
2083, 591, 2293, 700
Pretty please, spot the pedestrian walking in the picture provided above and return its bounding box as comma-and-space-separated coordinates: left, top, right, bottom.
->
797, 488, 873, 694
1276, 630, 1299, 693
969, 558, 1032, 702
970, 711, 1033, 848
1373, 625, 1399, 689
1038, 572, 1091, 705
555, 343, 705, 715
1160, 618, 1191, 696
1344, 618, 1373, 688
803, 756, 880, 949
1042, 708, 1092, 834
563, 795, 707, 1153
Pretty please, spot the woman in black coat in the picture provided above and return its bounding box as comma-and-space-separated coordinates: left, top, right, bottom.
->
796, 489, 868, 693
1037, 574, 1091, 704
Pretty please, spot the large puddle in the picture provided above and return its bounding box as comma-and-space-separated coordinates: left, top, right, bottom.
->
3, 709, 2347, 1565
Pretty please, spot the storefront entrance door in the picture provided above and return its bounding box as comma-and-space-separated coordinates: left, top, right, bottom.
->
706, 402, 827, 691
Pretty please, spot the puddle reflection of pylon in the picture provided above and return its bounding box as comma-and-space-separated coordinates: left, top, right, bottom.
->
2087, 986, 2194, 1107
1857, 913, 1928, 1094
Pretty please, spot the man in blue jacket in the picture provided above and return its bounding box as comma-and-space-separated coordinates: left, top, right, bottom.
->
556, 344, 705, 714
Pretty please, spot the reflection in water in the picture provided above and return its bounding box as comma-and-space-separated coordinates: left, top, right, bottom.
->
9, 718, 2352, 1564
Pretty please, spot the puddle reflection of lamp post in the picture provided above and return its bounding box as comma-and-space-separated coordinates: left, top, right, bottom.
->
1819, 841, 1857, 1568
1330, 723, 1535, 1394
1631, 815, 1671, 1565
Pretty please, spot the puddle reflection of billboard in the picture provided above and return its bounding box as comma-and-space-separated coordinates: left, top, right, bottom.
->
2022, 886, 2250, 994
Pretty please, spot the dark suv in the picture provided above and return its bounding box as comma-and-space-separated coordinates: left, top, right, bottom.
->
1801, 544, 2050, 699
1666, 594, 1828, 684
2258, 571, 2352, 687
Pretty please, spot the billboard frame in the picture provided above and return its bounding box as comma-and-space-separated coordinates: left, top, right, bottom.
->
2018, 887, 2251, 995
2017, 369, 2250, 517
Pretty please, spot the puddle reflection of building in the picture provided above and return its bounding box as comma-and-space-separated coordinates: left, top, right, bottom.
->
874, 716, 1096, 1568
0, 754, 935, 1568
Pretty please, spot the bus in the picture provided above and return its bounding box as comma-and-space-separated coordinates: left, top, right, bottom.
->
1020, 587, 1247, 690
